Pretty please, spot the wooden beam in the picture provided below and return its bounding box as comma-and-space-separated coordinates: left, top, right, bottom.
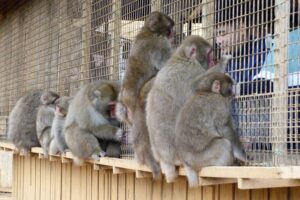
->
238, 178, 300, 189
135, 170, 152, 179
112, 167, 134, 174
199, 178, 237, 186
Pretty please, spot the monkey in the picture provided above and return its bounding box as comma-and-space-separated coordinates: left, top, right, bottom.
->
7, 90, 59, 155
129, 77, 162, 179
116, 11, 175, 125
36, 91, 60, 157
175, 72, 247, 187
49, 96, 72, 155
64, 80, 124, 165
146, 35, 220, 183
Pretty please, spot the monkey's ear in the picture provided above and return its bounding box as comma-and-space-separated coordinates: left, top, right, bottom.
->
40, 94, 48, 104
185, 44, 197, 59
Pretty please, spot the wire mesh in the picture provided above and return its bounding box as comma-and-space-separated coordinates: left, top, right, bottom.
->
0, 0, 299, 166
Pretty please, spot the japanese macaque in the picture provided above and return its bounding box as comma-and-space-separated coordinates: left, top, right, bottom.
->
7, 90, 59, 155
175, 72, 246, 187
49, 96, 72, 155
36, 91, 60, 157
146, 35, 218, 183
117, 11, 175, 125
64, 80, 123, 165
130, 78, 161, 179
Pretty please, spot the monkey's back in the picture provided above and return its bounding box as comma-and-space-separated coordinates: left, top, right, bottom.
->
7, 90, 43, 150
175, 93, 231, 154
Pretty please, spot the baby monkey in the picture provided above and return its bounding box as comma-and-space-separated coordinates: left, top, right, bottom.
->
36, 91, 60, 157
175, 72, 246, 187
49, 96, 72, 155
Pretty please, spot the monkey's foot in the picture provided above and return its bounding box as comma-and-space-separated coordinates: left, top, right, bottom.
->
91, 154, 100, 161
161, 162, 178, 183
99, 150, 106, 157
20, 149, 30, 156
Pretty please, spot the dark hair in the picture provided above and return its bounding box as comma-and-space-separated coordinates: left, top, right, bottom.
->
215, 0, 275, 34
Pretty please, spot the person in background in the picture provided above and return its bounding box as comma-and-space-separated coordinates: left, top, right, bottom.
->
214, 0, 275, 153
253, 0, 300, 151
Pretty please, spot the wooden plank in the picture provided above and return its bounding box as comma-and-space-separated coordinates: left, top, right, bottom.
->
219, 184, 234, 200
270, 188, 288, 200
126, 173, 135, 200
91, 167, 99, 200
238, 179, 300, 189
29, 156, 36, 200
234, 184, 250, 200
98, 170, 105, 200
152, 179, 163, 200
290, 186, 300, 200
113, 167, 134, 174
118, 174, 126, 200
250, 189, 268, 200
162, 180, 173, 200
35, 156, 41, 200
173, 177, 187, 200
45, 159, 51, 200
71, 165, 81, 200
202, 186, 214, 200
86, 165, 92, 200
187, 186, 202, 200
54, 162, 62, 200
12, 154, 18, 200
80, 166, 87, 200
111, 173, 118, 200
199, 178, 237, 186
136, 170, 152, 178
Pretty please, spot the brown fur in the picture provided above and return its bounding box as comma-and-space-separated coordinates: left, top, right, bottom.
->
146, 35, 216, 183
117, 11, 174, 125
175, 72, 246, 187
64, 80, 123, 165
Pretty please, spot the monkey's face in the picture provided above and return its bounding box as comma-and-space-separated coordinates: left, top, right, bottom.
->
55, 97, 72, 117
41, 91, 60, 105
220, 78, 234, 97
91, 85, 117, 112
146, 12, 175, 39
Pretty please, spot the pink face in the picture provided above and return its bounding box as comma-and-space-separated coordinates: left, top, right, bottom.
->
206, 48, 217, 68
55, 106, 65, 117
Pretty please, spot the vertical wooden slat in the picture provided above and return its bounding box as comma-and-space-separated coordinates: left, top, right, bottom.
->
187, 186, 202, 200
220, 184, 234, 200
290, 186, 300, 200
80, 166, 88, 200
29, 156, 36, 200
151, 0, 161, 12
71, 165, 81, 200
162, 181, 173, 200
12, 154, 18, 200
118, 174, 126, 200
126, 173, 135, 200
235, 185, 250, 200
54, 162, 62, 200
111, 0, 121, 80
269, 188, 288, 200
91, 168, 99, 200
86, 165, 92, 200
203, 186, 214, 200
98, 170, 105, 200
111, 174, 119, 200
152, 180, 163, 200
173, 177, 187, 200
35, 156, 41, 200
251, 189, 269, 200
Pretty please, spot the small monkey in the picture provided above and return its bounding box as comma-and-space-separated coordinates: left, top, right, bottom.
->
64, 80, 123, 165
146, 35, 218, 183
117, 11, 174, 125
130, 78, 161, 179
175, 72, 246, 187
7, 90, 59, 155
36, 91, 60, 157
49, 96, 72, 155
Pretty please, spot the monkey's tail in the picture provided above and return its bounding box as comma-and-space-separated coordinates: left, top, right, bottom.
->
73, 156, 85, 166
